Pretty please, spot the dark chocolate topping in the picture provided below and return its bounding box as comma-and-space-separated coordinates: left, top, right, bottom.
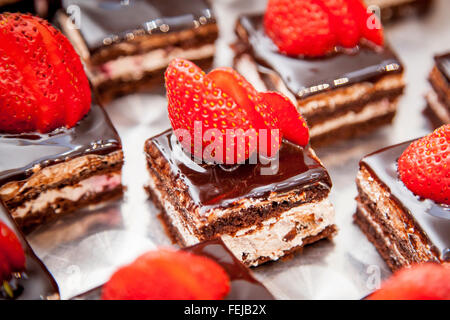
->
61, 0, 215, 52
434, 52, 450, 83
237, 15, 403, 99
361, 141, 450, 261
72, 238, 274, 300
0, 202, 59, 300
0, 104, 122, 186
150, 130, 331, 213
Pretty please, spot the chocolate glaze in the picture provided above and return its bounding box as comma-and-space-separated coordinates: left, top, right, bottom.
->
0, 104, 122, 186
73, 238, 274, 300
237, 15, 403, 99
361, 141, 450, 261
435, 52, 450, 83
61, 0, 215, 53
0, 201, 59, 300
150, 130, 332, 213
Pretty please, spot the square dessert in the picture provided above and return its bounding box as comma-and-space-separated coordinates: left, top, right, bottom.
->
355, 140, 450, 271
234, 14, 405, 146
0, 104, 124, 233
57, 0, 219, 102
0, 201, 59, 300
74, 239, 274, 300
364, 0, 433, 23
425, 52, 450, 127
145, 130, 336, 267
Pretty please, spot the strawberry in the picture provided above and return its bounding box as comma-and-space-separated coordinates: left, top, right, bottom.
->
0, 251, 12, 282
398, 124, 450, 205
0, 13, 91, 134
319, 0, 360, 48
346, 0, 384, 47
259, 92, 309, 147
101, 249, 230, 300
0, 221, 25, 283
368, 263, 450, 300
264, 0, 336, 57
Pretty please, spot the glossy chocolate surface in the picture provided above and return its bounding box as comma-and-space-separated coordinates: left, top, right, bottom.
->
61, 0, 215, 52
0, 202, 59, 300
435, 52, 450, 83
361, 141, 450, 261
0, 104, 122, 186
150, 130, 331, 212
237, 15, 403, 99
73, 238, 274, 300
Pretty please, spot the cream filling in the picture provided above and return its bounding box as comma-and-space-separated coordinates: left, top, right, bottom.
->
12, 172, 122, 219
147, 172, 335, 266
309, 98, 396, 137
89, 44, 215, 85
426, 90, 450, 123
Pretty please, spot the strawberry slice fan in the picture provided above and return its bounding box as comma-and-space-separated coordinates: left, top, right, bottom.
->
264, 0, 384, 57
165, 58, 309, 164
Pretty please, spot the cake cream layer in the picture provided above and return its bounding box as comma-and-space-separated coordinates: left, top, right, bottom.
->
0, 104, 124, 231
426, 54, 450, 126
145, 130, 335, 266
355, 142, 450, 270
426, 90, 450, 125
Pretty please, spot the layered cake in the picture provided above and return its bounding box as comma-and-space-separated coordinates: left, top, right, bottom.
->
145, 59, 336, 267
76, 239, 274, 300
355, 125, 449, 271
425, 52, 450, 127
57, 0, 219, 102
234, 0, 405, 146
365, 0, 434, 23
0, 14, 124, 232
0, 201, 59, 300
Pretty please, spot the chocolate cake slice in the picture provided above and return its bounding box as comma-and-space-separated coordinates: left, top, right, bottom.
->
355, 142, 450, 271
234, 14, 405, 147
0, 104, 124, 233
74, 239, 274, 300
145, 130, 336, 267
0, 201, 60, 300
425, 52, 450, 127
57, 0, 218, 102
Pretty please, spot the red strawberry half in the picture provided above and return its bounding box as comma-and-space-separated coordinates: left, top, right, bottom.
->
398, 124, 450, 205
369, 263, 450, 300
165, 59, 309, 163
101, 249, 231, 300
0, 13, 91, 134
0, 221, 25, 282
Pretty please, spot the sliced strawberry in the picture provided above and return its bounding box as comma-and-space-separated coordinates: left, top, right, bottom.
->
0, 221, 25, 273
101, 249, 230, 300
369, 263, 450, 300
0, 13, 91, 134
264, 0, 337, 57
346, 0, 384, 47
259, 92, 309, 147
398, 124, 450, 205
0, 251, 12, 282
318, 0, 360, 48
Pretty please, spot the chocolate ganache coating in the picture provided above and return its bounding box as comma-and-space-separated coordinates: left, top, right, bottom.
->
237, 15, 403, 99
435, 52, 450, 83
0, 104, 122, 186
361, 141, 450, 261
0, 201, 59, 300
149, 130, 332, 213
61, 0, 215, 52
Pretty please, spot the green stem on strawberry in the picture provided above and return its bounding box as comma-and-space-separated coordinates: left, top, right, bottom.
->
3, 280, 14, 298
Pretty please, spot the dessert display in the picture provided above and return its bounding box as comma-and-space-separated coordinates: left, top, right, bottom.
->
75, 239, 274, 300
234, 0, 405, 146
355, 124, 450, 271
145, 58, 336, 267
365, 0, 434, 23
57, 0, 219, 102
0, 201, 59, 300
0, 13, 124, 232
425, 52, 450, 127
368, 263, 450, 300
